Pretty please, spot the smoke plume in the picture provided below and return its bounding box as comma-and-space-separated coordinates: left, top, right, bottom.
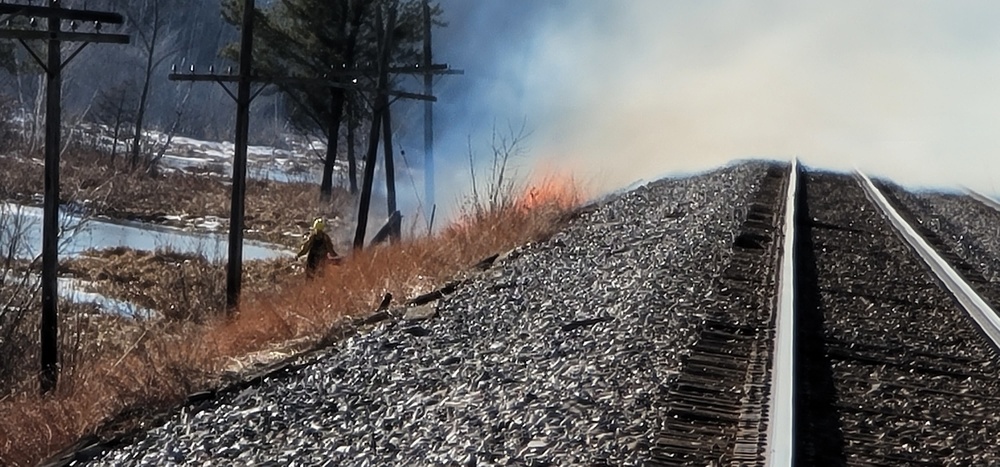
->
429, 0, 1000, 197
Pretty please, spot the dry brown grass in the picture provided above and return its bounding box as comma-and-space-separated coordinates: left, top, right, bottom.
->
0, 178, 584, 467
61, 248, 293, 322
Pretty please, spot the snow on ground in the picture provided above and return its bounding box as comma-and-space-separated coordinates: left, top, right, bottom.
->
150, 130, 345, 183
63, 121, 348, 184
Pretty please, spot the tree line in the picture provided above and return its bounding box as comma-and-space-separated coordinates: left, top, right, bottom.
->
0, 0, 442, 196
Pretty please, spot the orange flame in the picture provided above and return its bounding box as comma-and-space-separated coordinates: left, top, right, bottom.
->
514, 169, 586, 212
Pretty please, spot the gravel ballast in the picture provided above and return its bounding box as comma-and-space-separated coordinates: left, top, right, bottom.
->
880, 184, 1000, 307
85, 162, 776, 466
797, 172, 1000, 465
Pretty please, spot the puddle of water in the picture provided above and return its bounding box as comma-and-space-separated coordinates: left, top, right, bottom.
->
0, 272, 155, 319
2, 203, 294, 262
2, 202, 293, 318
59, 277, 158, 319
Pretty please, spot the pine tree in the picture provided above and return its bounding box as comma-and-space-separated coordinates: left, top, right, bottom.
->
220, 0, 442, 199
0, 44, 14, 74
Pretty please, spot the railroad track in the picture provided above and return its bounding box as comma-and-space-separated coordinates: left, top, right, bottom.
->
649, 163, 790, 465
650, 162, 1000, 465
56, 160, 1000, 466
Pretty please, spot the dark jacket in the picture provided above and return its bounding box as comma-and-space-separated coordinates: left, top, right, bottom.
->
297, 230, 336, 271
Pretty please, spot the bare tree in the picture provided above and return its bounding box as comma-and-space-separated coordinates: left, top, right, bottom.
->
0, 200, 89, 390
0, 94, 14, 148
145, 83, 194, 175
465, 119, 531, 216
94, 81, 138, 163
6, 25, 88, 154
126, 0, 183, 169
0, 204, 41, 388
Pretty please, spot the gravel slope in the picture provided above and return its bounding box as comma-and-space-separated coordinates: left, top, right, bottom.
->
85, 162, 774, 466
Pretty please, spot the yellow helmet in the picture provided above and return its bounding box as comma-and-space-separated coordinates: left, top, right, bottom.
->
312, 218, 325, 232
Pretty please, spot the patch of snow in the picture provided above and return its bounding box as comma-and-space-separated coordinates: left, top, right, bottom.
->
194, 217, 224, 231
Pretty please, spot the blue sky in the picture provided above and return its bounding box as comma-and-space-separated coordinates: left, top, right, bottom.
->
418, 1, 1000, 196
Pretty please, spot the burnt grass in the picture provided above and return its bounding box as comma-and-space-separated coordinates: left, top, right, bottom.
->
0, 149, 352, 248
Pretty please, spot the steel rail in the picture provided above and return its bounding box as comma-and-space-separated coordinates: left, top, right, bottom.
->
767, 158, 798, 467
966, 188, 1000, 213
858, 172, 1000, 348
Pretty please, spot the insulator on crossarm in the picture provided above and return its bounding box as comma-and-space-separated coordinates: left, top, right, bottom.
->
94, 21, 102, 32
70, 20, 77, 31
209, 65, 215, 73
189, 64, 195, 73
171, 64, 177, 73
227, 66, 233, 74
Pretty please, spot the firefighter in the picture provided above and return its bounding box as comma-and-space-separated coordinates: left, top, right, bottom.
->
297, 218, 337, 277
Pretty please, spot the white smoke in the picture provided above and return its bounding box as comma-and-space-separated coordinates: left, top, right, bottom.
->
432, 0, 1000, 196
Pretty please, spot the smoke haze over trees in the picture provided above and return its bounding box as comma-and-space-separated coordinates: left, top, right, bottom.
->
0, 0, 467, 197
219, 0, 443, 197
0, 0, 278, 146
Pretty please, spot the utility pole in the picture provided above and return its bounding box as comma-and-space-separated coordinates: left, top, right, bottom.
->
227, 0, 255, 311
347, 100, 358, 194
0, 1, 128, 393
169, 0, 267, 312
381, 8, 397, 222
41, 1, 62, 396
422, 0, 434, 223
171, 0, 256, 312
354, 6, 394, 250
352, 2, 463, 248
